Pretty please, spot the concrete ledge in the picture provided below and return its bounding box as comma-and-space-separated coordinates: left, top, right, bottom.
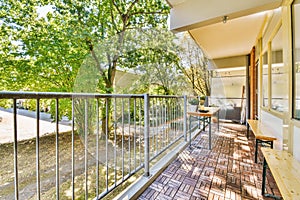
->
114, 129, 201, 200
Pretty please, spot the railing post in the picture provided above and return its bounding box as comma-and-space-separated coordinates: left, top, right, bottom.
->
144, 93, 150, 177
13, 99, 19, 200
36, 99, 41, 200
55, 98, 60, 200
183, 95, 187, 142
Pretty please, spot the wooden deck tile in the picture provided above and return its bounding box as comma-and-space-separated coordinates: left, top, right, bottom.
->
137, 123, 282, 200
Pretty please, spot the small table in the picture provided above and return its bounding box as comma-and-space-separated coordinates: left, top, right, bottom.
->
187, 107, 220, 150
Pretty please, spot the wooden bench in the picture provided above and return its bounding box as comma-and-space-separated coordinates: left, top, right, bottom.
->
247, 119, 277, 163
261, 148, 300, 199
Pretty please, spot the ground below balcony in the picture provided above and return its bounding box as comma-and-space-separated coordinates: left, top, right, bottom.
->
138, 122, 281, 200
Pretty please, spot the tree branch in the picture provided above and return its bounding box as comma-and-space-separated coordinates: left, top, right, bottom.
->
86, 39, 108, 84
129, 11, 166, 17
127, 0, 139, 14
110, 0, 119, 32
112, 0, 123, 16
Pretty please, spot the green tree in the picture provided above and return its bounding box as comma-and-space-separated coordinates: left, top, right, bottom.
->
176, 32, 211, 96
0, 0, 169, 92
120, 29, 189, 95
0, 0, 170, 135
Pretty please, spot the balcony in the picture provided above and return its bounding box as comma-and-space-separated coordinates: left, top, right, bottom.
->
137, 123, 281, 200
0, 92, 280, 199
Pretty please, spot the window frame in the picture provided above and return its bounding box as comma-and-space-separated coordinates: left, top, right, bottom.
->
261, 21, 283, 113
292, 0, 300, 120
270, 25, 286, 113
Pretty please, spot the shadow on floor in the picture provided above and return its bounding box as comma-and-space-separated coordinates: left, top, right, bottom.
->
138, 122, 281, 200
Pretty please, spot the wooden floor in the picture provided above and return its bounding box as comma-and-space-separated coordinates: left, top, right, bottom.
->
138, 123, 281, 200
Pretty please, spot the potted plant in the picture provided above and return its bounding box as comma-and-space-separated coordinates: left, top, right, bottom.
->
189, 98, 199, 105
188, 98, 199, 112
200, 96, 206, 105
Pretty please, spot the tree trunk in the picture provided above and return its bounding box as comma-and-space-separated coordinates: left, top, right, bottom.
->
101, 61, 116, 138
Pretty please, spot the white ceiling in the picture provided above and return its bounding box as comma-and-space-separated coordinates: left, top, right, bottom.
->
168, 0, 282, 60
168, 0, 281, 31
189, 12, 268, 59
167, 0, 186, 7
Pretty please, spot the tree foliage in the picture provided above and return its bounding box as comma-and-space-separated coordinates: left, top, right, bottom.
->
1, 0, 210, 97
176, 32, 211, 96
0, 0, 171, 135
122, 29, 189, 95
0, 0, 170, 93
0, 1, 211, 136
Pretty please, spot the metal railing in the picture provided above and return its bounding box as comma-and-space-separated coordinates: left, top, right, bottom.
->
0, 92, 199, 200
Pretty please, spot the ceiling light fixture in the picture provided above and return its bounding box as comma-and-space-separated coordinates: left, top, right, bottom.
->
222, 16, 229, 24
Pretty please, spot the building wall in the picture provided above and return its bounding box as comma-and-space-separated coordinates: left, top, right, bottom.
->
211, 68, 246, 101
113, 70, 139, 93
210, 68, 246, 122
260, 110, 283, 150
293, 126, 300, 161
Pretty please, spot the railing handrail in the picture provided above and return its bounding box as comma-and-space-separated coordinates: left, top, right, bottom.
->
0, 91, 185, 99
209, 96, 246, 100
0, 91, 145, 99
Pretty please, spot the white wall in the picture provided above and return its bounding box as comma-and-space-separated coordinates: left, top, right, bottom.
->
261, 110, 283, 150
211, 68, 246, 104
293, 126, 300, 162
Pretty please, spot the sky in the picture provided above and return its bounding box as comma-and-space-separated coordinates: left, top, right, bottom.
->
36, 5, 55, 19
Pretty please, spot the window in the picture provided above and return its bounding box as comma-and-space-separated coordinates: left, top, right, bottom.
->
271, 26, 287, 112
293, 1, 300, 119
262, 51, 268, 107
